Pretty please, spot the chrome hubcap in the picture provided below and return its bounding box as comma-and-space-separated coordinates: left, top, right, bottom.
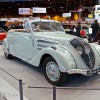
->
46, 61, 60, 82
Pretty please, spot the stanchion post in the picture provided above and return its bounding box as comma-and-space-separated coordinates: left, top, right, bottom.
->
53, 85, 56, 100
19, 79, 23, 100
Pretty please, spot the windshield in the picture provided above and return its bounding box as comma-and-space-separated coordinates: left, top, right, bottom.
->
31, 21, 64, 32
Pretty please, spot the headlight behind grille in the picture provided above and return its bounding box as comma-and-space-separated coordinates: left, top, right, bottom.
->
76, 46, 83, 55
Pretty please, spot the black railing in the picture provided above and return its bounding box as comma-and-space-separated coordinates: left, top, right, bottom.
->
1, 67, 100, 100
28, 85, 100, 100
0, 67, 24, 100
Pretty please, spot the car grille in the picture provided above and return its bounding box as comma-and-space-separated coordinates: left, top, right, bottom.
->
70, 39, 95, 69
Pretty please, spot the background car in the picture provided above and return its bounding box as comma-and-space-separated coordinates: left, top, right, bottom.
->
0, 28, 7, 42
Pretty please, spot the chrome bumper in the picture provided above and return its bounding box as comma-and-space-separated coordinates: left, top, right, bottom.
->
68, 67, 100, 76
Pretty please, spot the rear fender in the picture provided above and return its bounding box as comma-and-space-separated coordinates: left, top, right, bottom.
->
2, 38, 9, 53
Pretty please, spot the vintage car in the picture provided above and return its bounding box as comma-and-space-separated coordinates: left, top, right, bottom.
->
0, 28, 7, 42
2, 19, 100, 85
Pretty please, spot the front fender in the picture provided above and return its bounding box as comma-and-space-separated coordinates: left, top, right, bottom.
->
90, 43, 100, 69
29, 46, 76, 72
90, 43, 100, 56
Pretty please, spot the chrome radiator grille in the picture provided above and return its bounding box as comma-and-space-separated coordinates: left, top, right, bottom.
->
70, 39, 95, 69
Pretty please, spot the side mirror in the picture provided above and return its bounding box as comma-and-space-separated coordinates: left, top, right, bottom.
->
80, 29, 86, 37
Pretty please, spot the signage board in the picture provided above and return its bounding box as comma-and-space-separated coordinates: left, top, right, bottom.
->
62, 13, 71, 17
19, 8, 32, 15
88, 14, 93, 18
85, 18, 94, 22
33, 7, 46, 13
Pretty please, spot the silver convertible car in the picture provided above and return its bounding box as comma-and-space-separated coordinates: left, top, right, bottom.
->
2, 19, 100, 85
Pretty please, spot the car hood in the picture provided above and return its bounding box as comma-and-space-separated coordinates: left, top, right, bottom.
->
34, 32, 79, 42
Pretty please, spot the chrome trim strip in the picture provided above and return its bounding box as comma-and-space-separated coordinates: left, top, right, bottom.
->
37, 40, 58, 44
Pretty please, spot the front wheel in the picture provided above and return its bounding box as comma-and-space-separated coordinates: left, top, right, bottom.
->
43, 57, 67, 85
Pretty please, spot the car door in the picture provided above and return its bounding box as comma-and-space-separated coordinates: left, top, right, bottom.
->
13, 32, 34, 61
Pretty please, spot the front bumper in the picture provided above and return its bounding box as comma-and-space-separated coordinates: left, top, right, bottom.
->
68, 67, 100, 76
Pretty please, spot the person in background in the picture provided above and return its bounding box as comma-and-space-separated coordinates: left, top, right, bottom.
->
91, 20, 100, 39
24, 16, 34, 30
75, 22, 81, 37
82, 21, 89, 36
82, 21, 89, 30
92, 30, 100, 44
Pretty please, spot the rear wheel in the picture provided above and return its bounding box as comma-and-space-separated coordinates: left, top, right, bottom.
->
43, 57, 67, 85
4, 52, 12, 59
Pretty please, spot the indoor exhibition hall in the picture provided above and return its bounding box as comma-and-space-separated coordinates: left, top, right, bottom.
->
0, 0, 100, 100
